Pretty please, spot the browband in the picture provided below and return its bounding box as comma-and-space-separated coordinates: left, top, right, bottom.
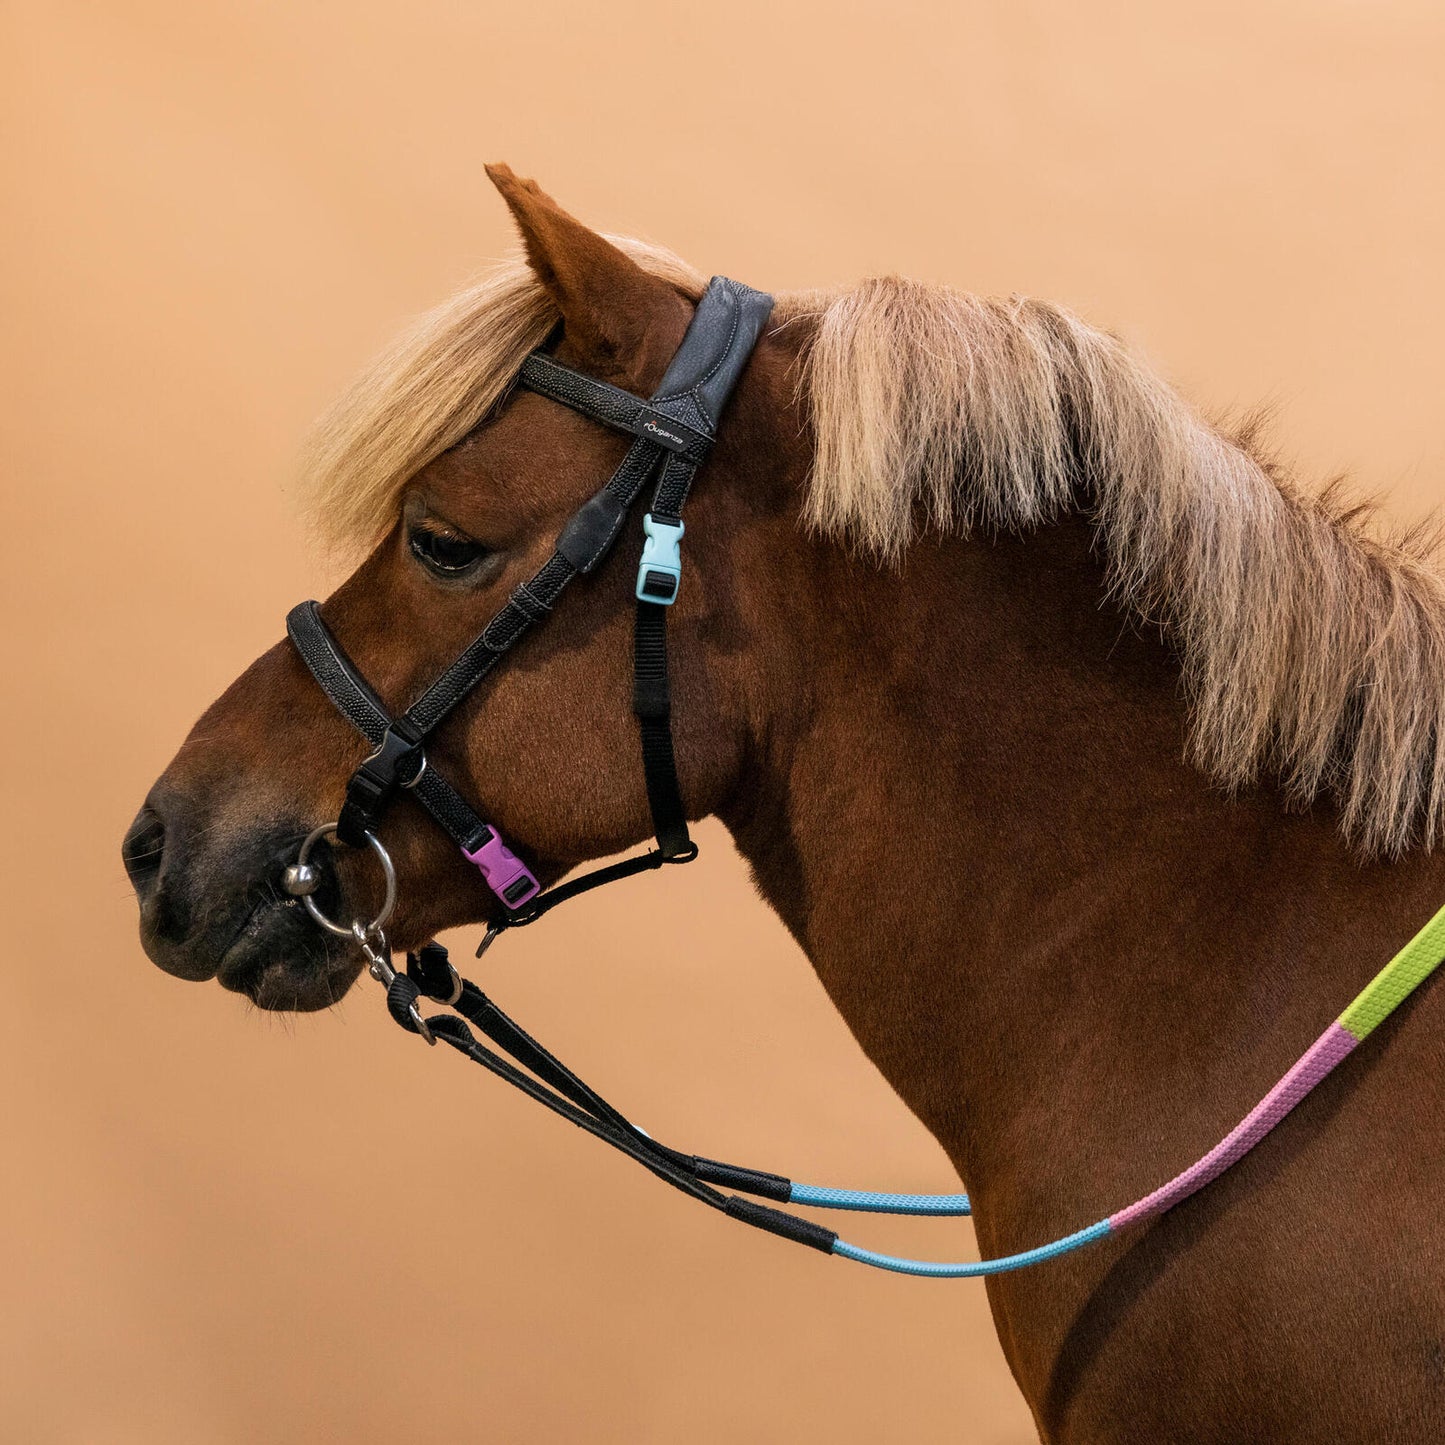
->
519, 273, 773, 463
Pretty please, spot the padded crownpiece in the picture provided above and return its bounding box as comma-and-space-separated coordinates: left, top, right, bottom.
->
648, 276, 775, 437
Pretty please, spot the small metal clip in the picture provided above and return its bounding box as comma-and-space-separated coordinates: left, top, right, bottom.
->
353, 921, 433, 1045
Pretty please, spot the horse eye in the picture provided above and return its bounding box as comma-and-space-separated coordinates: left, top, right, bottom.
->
408, 526, 488, 577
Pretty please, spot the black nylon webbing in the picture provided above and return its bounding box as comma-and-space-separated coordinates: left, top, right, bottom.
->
498, 850, 667, 929
400, 556, 576, 737
633, 600, 691, 858
650, 450, 701, 522
625, 448, 701, 859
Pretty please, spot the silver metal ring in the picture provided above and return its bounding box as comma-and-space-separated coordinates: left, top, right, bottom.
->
294, 822, 397, 939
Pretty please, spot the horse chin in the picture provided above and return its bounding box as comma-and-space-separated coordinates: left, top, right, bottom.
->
215, 902, 366, 1012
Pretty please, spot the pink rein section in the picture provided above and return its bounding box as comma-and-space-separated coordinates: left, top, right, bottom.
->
1108, 1022, 1359, 1231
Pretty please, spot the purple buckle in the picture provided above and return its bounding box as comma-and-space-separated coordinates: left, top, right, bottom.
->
464, 828, 540, 910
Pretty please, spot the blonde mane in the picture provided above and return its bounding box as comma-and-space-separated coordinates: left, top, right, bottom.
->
303, 238, 710, 546
303, 248, 1445, 857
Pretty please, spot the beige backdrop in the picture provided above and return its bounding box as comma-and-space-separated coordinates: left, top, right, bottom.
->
5, 2, 1443, 1442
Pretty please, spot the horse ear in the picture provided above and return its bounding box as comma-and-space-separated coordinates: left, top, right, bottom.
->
484, 163, 687, 379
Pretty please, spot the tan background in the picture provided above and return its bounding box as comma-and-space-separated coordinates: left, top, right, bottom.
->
4, 2, 1443, 1441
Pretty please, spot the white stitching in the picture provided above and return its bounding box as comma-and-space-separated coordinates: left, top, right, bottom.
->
653, 279, 744, 432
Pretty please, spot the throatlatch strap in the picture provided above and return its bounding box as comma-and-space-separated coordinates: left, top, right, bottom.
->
493, 851, 671, 932
625, 443, 704, 858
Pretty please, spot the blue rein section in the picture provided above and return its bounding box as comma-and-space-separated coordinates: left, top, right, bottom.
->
831, 1219, 1112, 1277
789, 1183, 972, 1216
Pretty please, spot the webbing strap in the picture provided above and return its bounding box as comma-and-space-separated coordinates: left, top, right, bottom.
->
478, 849, 678, 948
633, 601, 691, 858
650, 449, 702, 523
627, 447, 705, 858
401, 556, 577, 739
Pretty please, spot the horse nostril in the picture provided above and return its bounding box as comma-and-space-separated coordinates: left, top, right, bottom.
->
122, 805, 167, 894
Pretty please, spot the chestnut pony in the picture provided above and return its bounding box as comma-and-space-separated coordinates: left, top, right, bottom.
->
125, 166, 1445, 1442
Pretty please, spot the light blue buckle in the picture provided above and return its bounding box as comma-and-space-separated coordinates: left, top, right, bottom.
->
635, 514, 684, 605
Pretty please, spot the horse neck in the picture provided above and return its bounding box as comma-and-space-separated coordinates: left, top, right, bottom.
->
719, 509, 1445, 1237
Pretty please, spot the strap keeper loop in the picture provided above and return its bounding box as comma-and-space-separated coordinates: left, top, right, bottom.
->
511, 581, 553, 622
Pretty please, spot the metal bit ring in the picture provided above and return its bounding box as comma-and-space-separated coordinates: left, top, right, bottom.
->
291, 822, 397, 939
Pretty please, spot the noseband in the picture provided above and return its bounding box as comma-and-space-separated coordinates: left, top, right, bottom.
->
278, 275, 1445, 1277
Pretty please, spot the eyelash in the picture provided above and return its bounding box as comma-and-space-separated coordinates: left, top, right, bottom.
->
408, 525, 489, 577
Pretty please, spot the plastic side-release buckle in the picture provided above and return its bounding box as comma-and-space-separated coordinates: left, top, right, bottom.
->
338, 722, 426, 846
463, 827, 540, 910
635, 514, 684, 605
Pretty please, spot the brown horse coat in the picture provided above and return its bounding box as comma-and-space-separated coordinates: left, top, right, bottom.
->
125, 167, 1445, 1442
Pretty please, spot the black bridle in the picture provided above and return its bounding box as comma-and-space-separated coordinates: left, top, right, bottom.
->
287, 275, 774, 916
280, 277, 981, 1271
